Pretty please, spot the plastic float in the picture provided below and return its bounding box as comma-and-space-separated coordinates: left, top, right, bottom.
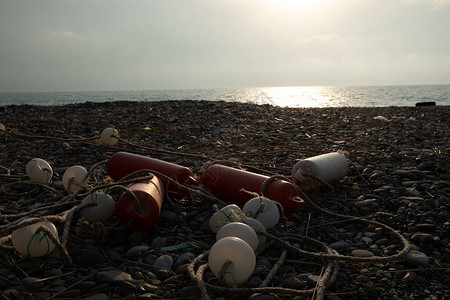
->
106, 151, 198, 199
216, 222, 259, 251
62, 165, 88, 193
25, 158, 53, 184
101, 127, 119, 146
80, 192, 116, 223
243, 197, 280, 229
208, 237, 256, 286
292, 152, 348, 191
242, 217, 267, 247
209, 204, 246, 233
116, 175, 164, 231
11, 218, 58, 257
199, 164, 304, 217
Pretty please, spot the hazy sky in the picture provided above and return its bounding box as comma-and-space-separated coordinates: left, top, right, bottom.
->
0, 0, 449, 92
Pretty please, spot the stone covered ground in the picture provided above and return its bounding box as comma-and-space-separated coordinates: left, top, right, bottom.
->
0, 100, 449, 300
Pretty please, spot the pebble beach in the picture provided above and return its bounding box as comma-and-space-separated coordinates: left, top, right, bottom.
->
0, 100, 449, 300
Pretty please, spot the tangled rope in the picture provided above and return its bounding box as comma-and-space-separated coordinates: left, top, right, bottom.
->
0, 124, 412, 300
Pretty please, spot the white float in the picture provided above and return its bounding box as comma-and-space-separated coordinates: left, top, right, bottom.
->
11, 218, 58, 257
292, 152, 348, 190
101, 127, 119, 146
243, 197, 280, 230
80, 192, 116, 223
209, 204, 245, 233
62, 165, 88, 193
25, 158, 53, 184
208, 237, 256, 285
216, 222, 259, 251
243, 217, 267, 247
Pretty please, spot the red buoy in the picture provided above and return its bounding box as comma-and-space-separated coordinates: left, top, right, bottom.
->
116, 176, 164, 231
106, 152, 198, 199
199, 164, 305, 217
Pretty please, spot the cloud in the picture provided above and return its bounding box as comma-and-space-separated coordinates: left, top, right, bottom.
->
403, 0, 450, 7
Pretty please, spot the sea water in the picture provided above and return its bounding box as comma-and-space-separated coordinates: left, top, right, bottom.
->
0, 85, 449, 108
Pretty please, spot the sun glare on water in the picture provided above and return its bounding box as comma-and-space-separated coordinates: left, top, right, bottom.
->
257, 86, 332, 107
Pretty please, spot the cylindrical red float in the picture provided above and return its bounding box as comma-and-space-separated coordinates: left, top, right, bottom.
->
106, 151, 198, 199
199, 164, 304, 217
116, 176, 164, 231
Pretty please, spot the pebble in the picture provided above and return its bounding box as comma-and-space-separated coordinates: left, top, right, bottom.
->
126, 245, 150, 257
283, 276, 304, 289
250, 293, 281, 300
150, 237, 168, 248
411, 232, 434, 244
81, 293, 109, 300
174, 252, 195, 267
355, 199, 377, 207
406, 250, 430, 266
351, 249, 374, 257
21, 277, 44, 290
116, 281, 138, 296
154, 255, 174, 269
329, 241, 352, 250
306, 275, 321, 286
94, 270, 132, 285
361, 236, 373, 243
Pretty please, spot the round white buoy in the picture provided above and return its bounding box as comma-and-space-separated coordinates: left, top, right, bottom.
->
209, 204, 245, 233
101, 128, 119, 146
243, 197, 280, 230
62, 165, 88, 193
292, 152, 348, 190
11, 218, 58, 257
243, 217, 267, 247
208, 237, 256, 285
25, 158, 53, 184
80, 192, 116, 223
216, 222, 259, 251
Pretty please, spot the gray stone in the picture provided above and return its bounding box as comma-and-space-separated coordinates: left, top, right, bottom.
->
80, 293, 109, 300
361, 236, 373, 243
306, 274, 320, 286
21, 277, 44, 290
154, 254, 173, 269
95, 269, 132, 285
74, 281, 97, 292
150, 236, 168, 248
126, 245, 149, 257
375, 238, 389, 246
329, 241, 351, 250
355, 199, 377, 207
116, 281, 138, 296
283, 275, 304, 289
174, 252, 195, 267
406, 250, 430, 266
411, 232, 434, 244
250, 293, 281, 300
351, 249, 374, 257
356, 275, 371, 282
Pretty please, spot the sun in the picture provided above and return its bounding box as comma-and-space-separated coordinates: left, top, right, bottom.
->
271, 0, 325, 10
